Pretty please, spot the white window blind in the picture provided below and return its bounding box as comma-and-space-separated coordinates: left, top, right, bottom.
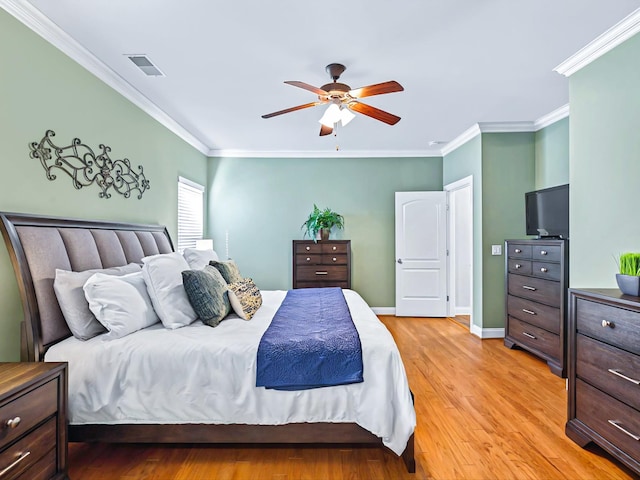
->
177, 176, 204, 252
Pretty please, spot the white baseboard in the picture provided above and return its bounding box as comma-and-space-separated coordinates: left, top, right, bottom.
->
455, 307, 472, 315
371, 307, 395, 315
470, 324, 505, 339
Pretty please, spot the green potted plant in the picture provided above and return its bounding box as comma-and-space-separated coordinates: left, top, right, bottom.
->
301, 204, 344, 242
616, 252, 640, 296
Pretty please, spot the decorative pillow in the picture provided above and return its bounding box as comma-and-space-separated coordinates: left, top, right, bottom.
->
83, 271, 159, 340
227, 278, 262, 320
183, 248, 219, 270
141, 252, 197, 329
182, 265, 231, 327
209, 259, 243, 284
53, 263, 142, 340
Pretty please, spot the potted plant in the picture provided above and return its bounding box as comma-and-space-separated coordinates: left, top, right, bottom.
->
616, 252, 640, 296
301, 204, 344, 242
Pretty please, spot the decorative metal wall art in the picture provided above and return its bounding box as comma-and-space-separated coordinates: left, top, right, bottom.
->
29, 130, 150, 199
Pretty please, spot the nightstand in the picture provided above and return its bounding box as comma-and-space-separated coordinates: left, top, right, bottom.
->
0, 362, 68, 479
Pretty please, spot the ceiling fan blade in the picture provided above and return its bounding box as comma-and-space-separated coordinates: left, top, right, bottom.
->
349, 101, 401, 125
349, 81, 404, 99
284, 81, 328, 96
319, 124, 333, 136
261, 102, 322, 119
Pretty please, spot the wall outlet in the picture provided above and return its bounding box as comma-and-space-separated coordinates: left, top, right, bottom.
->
491, 245, 502, 256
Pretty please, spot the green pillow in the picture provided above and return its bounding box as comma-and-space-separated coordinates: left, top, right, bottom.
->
209, 259, 243, 284
182, 265, 231, 327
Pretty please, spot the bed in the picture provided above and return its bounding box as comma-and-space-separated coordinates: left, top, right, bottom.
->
0, 211, 416, 473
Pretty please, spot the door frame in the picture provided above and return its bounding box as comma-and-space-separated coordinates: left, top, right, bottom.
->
444, 175, 473, 328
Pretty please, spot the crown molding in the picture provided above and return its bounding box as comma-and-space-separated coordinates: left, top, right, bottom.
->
1, 0, 210, 155
478, 121, 536, 133
440, 124, 482, 156
534, 104, 569, 130
554, 7, 640, 77
207, 149, 442, 159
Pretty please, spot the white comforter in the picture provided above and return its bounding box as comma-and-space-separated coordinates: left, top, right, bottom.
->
45, 289, 416, 455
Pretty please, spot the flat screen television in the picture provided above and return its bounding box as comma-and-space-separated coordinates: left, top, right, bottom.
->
525, 184, 569, 239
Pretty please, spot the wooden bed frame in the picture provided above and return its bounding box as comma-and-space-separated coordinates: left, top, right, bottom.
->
0, 211, 415, 473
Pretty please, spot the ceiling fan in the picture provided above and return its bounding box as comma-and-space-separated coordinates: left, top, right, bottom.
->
261, 63, 404, 136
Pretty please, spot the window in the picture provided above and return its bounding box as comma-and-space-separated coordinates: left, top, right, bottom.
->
177, 176, 204, 252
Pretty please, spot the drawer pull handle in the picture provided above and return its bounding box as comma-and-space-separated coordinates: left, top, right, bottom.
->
540, 250, 547, 255
5, 416, 21, 429
305, 246, 310, 251
601, 320, 614, 328
332, 257, 337, 262
515, 264, 522, 269
514, 248, 522, 253
607, 420, 640, 441
315, 271, 328, 275
522, 309, 536, 315
0, 451, 31, 477
540, 267, 548, 273
607, 369, 640, 385
306, 257, 311, 261
332, 246, 337, 251
522, 332, 537, 339
522, 285, 536, 291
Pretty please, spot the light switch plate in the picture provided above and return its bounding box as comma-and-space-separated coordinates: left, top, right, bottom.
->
491, 245, 502, 255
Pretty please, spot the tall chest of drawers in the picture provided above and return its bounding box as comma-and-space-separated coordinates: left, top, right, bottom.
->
293, 240, 351, 289
504, 239, 568, 377
0, 362, 68, 480
566, 289, 640, 476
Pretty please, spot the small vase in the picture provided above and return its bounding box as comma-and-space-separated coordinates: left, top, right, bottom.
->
320, 228, 330, 241
616, 273, 640, 296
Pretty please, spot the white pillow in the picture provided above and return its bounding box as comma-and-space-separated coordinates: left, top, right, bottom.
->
54, 263, 142, 340
141, 252, 197, 329
83, 272, 159, 340
183, 248, 219, 270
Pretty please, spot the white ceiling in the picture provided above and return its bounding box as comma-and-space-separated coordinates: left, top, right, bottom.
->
12, 0, 640, 156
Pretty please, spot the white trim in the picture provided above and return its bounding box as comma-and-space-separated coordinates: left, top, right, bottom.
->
554, 8, 640, 77
470, 325, 505, 339
0, 0, 210, 155
454, 307, 472, 315
207, 149, 442, 159
478, 121, 536, 133
371, 307, 395, 315
534, 104, 570, 130
440, 124, 481, 156
178, 176, 205, 192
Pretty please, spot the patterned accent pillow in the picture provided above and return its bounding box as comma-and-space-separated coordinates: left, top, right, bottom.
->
227, 278, 262, 320
182, 265, 231, 327
209, 259, 243, 284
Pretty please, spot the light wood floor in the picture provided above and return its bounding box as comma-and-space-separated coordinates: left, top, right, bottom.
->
67, 316, 638, 480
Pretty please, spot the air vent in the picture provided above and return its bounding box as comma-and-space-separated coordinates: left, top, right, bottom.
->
126, 54, 165, 77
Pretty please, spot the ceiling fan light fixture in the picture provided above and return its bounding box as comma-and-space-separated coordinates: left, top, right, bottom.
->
340, 107, 356, 126
319, 103, 341, 127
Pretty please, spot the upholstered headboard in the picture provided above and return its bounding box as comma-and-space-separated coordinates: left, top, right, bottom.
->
0, 212, 174, 361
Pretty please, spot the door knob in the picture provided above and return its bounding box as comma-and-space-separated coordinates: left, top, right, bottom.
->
397, 258, 403, 264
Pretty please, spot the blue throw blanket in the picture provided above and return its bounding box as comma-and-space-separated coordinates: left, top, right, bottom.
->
256, 287, 363, 390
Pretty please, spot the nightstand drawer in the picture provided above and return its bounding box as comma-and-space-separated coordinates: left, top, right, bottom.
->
0, 417, 56, 480
508, 274, 561, 307
532, 245, 561, 262
296, 266, 348, 282
0, 379, 57, 449
507, 295, 560, 334
575, 298, 640, 355
508, 259, 531, 275
576, 334, 640, 411
508, 316, 560, 359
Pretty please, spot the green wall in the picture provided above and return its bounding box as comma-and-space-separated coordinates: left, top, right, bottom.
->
207, 156, 443, 308
0, 10, 208, 361
569, 32, 640, 287
535, 117, 570, 189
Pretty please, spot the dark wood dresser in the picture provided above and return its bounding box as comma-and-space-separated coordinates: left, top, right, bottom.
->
293, 240, 351, 289
504, 239, 568, 377
0, 363, 68, 480
566, 289, 640, 476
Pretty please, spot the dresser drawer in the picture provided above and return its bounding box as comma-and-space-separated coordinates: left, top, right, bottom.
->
322, 254, 348, 265
0, 379, 57, 449
507, 295, 560, 334
507, 244, 531, 259
575, 298, 640, 355
507, 316, 560, 359
508, 274, 561, 307
531, 261, 561, 282
296, 282, 349, 289
295, 243, 322, 254
576, 334, 640, 411
296, 266, 348, 282
576, 379, 640, 463
532, 245, 562, 262
321, 243, 348, 254
296, 254, 322, 265
0, 416, 56, 480
508, 259, 531, 275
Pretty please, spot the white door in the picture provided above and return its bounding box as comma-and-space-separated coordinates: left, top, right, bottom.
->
395, 191, 448, 317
